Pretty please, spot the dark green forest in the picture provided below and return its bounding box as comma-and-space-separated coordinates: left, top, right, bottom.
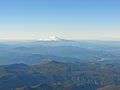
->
0, 61, 120, 90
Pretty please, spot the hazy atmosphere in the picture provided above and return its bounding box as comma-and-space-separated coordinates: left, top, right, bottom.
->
0, 0, 120, 40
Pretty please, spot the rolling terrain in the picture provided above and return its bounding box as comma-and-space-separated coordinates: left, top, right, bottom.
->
0, 40, 120, 65
0, 40, 120, 90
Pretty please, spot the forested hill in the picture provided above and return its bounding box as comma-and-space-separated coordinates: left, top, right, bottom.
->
0, 61, 120, 90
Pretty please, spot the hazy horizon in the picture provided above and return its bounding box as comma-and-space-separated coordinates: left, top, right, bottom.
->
0, 0, 120, 40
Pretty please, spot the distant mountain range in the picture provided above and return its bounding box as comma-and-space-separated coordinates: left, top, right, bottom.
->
0, 40, 120, 65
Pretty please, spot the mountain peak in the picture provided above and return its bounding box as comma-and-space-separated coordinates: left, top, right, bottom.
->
38, 36, 65, 41
47, 36, 63, 41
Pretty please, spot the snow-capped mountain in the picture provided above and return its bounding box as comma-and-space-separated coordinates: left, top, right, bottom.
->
38, 36, 65, 41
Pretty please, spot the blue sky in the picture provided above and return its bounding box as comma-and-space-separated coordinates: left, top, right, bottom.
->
0, 0, 120, 40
